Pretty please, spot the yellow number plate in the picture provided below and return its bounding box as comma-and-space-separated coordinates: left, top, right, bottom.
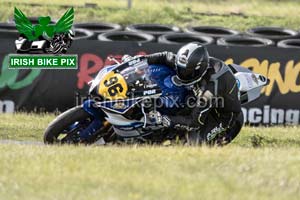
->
98, 71, 128, 100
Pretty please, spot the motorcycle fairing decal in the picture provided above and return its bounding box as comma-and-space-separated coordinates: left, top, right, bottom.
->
89, 64, 116, 93
82, 100, 105, 119
118, 62, 162, 98
114, 121, 144, 129
149, 64, 187, 107
96, 98, 143, 114
98, 71, 128, 100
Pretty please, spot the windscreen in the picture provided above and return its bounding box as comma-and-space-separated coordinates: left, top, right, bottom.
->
97, 58, 162, 100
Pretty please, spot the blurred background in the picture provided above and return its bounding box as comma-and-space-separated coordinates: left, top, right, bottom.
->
1, 0, 299, 29
1, 0, 300, 47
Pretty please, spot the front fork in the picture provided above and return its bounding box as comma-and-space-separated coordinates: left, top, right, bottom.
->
80, 100, 105, 142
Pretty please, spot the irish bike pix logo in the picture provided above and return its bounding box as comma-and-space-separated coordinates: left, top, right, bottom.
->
9, 7, 78, 69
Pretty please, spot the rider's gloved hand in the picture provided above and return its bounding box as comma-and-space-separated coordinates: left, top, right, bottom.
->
148, 111, 171, 127
121, 54, 132, 63
121, 55, 145, 63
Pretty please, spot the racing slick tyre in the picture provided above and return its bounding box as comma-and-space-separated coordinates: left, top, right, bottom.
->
98, 31, 155, 43
246, 27, 299, 43
126, 23, 180, 37
158, 33, 214, 45
44, 106, 114, 145
74, 22, 122, 39
44, 106, 91, 144
184, 26, 240, 40
217, 36, 274, 47
277, 39, 300, 49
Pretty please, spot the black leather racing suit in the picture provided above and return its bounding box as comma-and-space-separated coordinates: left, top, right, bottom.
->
146, 52, 244, 145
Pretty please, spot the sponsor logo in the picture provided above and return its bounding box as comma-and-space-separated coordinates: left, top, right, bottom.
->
128, 58, 141, 66
144, 83, 158, 89
251, 74, 259, 84
174, 124, 199, 131
206, 123, 226, 141
9, 55, 77, 69
14, 7, 74, 41
143, 89, 156, 95
9, 7, 77, 69
242, 105, 300, 125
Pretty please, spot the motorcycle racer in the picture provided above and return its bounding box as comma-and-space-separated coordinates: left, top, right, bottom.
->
145, 42, 244, 145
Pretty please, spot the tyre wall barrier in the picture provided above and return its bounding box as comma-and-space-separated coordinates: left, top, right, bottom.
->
246, 27, 299, 43
74, 23, 122, 39
0, 23, 19, 39
277, 39, 300, 49
158, 33, 214, 45
98, 31, 155, 43
217, 36, 274, 47
1, 40, 300, 125
73, 28, 94, 40
184, 26, 240, 41
126, 23, 181, 38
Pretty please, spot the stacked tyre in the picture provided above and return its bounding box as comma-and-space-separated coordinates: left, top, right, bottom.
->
246, 27, 299, 43
158, 33, 214, 45
184, 26, 240, 42
277, 39, 300, 49
73, 28, 94, 40
98, 31, 155, 43
217, 36, 274, 47
74, 22, 122, 39
0, 23, 19, 39
125, 24, 181, 41
2, 19, 300, 49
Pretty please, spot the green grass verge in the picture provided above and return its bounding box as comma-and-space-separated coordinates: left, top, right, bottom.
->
1, 113, 300, 148
0, 113, 300, 199
0, 145, 300, 200
0, 113, 54, 141
1, 0, 300, 31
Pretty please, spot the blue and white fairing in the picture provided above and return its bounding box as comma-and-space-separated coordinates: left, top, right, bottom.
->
87, 58, 187, 137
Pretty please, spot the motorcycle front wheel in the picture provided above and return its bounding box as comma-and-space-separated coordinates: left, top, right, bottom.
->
43, 106, 110, 145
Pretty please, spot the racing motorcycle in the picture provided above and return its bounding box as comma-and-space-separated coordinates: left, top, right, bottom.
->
44, 56, 269, 145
